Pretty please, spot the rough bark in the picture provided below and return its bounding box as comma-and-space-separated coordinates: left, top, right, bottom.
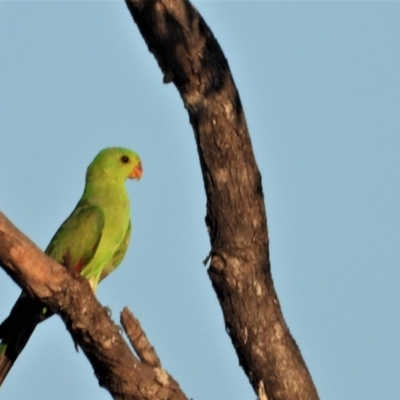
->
0, 212, 187, 400
121, 307, 161, 369
125, 1, 319, 399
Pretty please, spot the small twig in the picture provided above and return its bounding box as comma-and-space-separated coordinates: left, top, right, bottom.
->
121, 307, 161, 368
202, 251, 212, 266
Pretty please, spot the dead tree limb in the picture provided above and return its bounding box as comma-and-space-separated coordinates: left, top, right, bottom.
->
125, 1, 319, 399
0, 212, 187, 400
121, 307, 161, 369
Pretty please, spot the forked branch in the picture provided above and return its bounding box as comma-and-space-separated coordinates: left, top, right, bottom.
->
0, 212, 186, 400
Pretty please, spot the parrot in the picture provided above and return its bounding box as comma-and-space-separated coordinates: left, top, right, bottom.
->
0, 147, 142, 386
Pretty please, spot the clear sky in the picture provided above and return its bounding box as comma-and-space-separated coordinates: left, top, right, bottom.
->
1, 1, 399, 399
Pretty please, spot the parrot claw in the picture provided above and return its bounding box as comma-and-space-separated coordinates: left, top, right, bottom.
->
62, 250, 74, 273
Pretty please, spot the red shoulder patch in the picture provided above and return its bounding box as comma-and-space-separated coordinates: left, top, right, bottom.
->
74, 258, 85, 274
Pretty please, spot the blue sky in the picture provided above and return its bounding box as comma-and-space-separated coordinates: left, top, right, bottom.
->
1, 1, 400, 399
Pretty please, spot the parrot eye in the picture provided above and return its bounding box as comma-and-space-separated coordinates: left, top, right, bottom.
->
121, 155, 130, 163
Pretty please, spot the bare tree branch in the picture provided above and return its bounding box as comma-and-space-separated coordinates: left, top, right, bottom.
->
0, 212, 187, 400
1, 1, 319, 398
121, 307, 161, 368
125, 1, 319, 399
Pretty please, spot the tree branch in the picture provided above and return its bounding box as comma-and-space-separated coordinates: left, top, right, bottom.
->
121, 307, 161, 368
0, 212, 187, 400
125, 1, 319, 399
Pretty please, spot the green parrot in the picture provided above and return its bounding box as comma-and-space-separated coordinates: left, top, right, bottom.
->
0, 147, 142, 386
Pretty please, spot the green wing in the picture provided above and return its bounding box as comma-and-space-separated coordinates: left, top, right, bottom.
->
99, 220, 131, 283
45, 202, 105, 272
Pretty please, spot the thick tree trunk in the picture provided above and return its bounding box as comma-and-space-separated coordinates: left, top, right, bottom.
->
125, 1, 319, 399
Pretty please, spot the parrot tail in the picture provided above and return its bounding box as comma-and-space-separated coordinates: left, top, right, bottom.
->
0, 343, 13, 386
0, 292, 46, 386
0, 324, 38, 386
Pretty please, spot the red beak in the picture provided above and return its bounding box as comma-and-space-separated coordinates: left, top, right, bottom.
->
129, 162, 143, 180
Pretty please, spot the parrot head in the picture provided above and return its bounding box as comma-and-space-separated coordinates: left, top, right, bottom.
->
87, 147, 142, 183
